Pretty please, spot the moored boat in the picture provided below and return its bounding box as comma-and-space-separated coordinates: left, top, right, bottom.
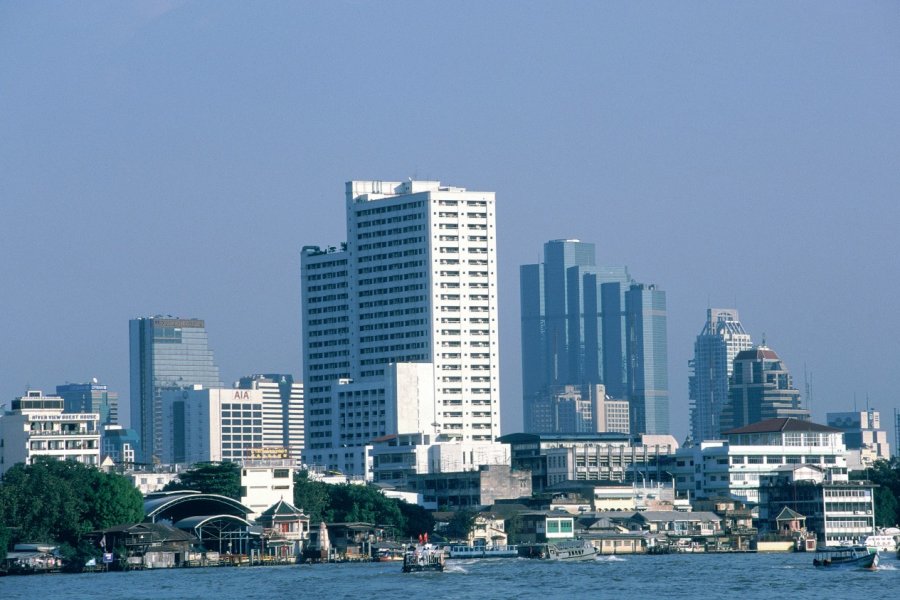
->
448, 544, 519, 559
401, 544, 445, 573
862, 534, 897, 554
812, 546, 878, 570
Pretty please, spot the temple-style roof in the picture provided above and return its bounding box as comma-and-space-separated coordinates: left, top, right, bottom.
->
775, 506, 806, 521
723, 418, 841, 435
258, 498, 308, 522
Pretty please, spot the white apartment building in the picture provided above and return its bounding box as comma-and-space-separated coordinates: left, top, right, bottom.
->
0, 390, 100, 475
237, 374, 305, 465
301, 180, 501, 476
240, 461, 295, 521
674, 418, 848, 507
161, 386, 265, 464
671, 417, 869, 542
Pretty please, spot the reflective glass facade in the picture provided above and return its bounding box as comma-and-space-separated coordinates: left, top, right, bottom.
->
55, 381, 119, 425
520, 239, 633, 433
625, 283, 669, 435
129, 316, 222, 464
688, 309, 752, 443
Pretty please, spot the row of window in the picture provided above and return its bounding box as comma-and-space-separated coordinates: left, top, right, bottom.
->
304, 259, 348, 270
357, 236, 424, 252
355, 200, 424, 218
357, 259, 424, 275
356, 223, 424, 239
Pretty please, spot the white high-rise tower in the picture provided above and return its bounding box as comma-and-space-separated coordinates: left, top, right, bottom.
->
301, 180, 501, 475
688, 309, 753, 443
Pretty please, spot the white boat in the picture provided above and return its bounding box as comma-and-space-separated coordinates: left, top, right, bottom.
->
545, 539, 598, 561
401, 544, 445, 573
448, 545, 519, 559
862, 534, 897, 553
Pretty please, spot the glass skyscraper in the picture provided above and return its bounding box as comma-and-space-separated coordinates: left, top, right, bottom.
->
625, 283, 669, 435
719, 344, 809, 434
688, 309, 752, 443
520, 240, 666, 434
129, 316, 222, 464
55, 379, 119, 425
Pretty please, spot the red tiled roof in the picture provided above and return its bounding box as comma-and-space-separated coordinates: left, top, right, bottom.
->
734, 346, 780, 361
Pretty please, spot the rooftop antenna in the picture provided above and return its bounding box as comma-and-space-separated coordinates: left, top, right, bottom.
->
853, 393, 857, 412
803, 365, 812, 413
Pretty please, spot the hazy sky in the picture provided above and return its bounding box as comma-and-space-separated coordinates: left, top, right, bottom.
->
2, 2, 899, 443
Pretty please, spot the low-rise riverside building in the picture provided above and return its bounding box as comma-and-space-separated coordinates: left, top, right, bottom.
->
673, 417, 874, 543
239, 459, 295, 521
407, 464, 532, 510
673, 418, 848, 506
257, 498, 310, 562
498, 432, 679, 492
468, 513, 509, 546
760, 464, 875, 545
514, 511, 576, 543
625, 511, 722, 536
128, 468, 180, 494
369, 432, 510, 487
0, 390, 100, 475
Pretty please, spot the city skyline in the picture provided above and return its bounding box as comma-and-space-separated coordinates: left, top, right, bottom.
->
3, 4, 899, 444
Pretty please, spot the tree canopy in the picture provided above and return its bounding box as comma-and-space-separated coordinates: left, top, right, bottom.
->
293, 469, 330, 523
0, 458, 144, 553
162, 461, 241, 499
292, 470, 434, 540
445, 508, 477, 541
851, 458, 900, 527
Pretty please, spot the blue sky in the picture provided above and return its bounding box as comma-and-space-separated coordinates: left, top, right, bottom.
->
2, 2, 899, 442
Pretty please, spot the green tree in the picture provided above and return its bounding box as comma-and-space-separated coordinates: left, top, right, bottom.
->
505, 513, 524, 544
0, 458, 144, 554
445, 509, 477, 541
398, 500, 434, 540
852, 458, 900, 527
327, 484, 405, 534
293, 470, 330, 523
163, 462, 241, 499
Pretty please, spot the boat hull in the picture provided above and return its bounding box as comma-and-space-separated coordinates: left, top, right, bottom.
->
813, 548, 879, 570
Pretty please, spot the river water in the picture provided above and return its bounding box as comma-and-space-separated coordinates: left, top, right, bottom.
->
2, 552, 897, 600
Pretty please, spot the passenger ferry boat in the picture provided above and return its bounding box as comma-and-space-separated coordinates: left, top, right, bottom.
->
544, 539, 598, 561
401, 544, 445, 573
448, 545, 519, 559
812, 546, 878, 570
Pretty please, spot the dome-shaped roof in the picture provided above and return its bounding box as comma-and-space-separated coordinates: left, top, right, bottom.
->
734, 345, 780, 361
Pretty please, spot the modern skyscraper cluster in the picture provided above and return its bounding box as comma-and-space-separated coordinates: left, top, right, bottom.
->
688, 309, 753, 443
300, 180, 501, 475
520, 239, 668, 435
